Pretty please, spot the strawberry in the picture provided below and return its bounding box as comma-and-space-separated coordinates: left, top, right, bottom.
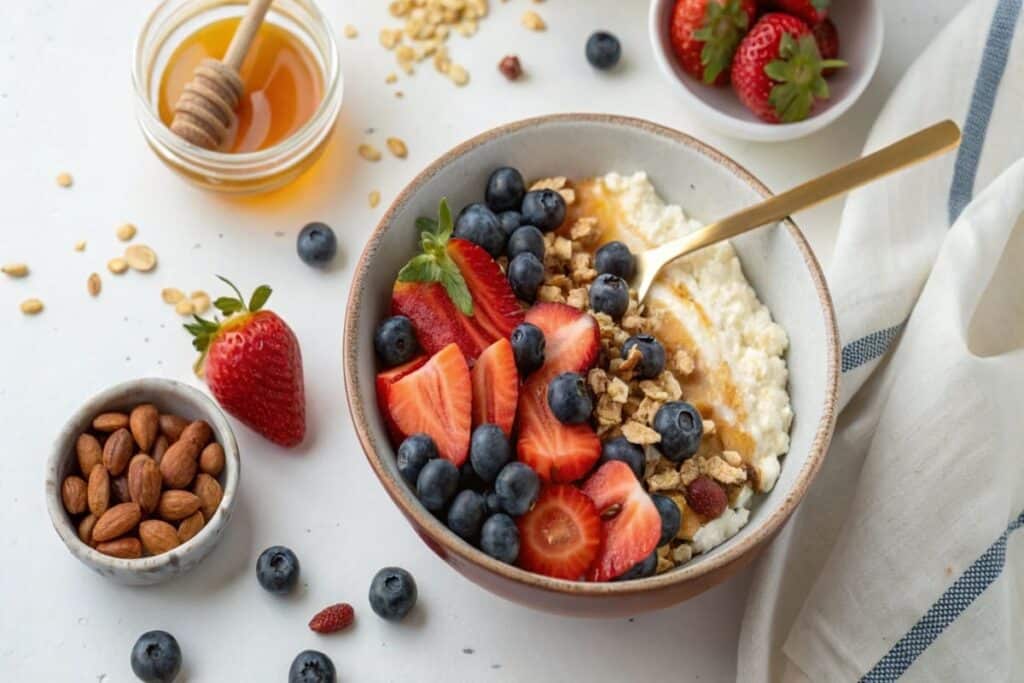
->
581, 461, 661, 581
376, 355, 428, 441
765, 0, 829, 25
308, 603, 355, 634
811, 18, 840, 76
669, 0, 757, 85
471, 338, 519, 437
186, 278, 305, 447
730, 13, 846, 123
522, 303, 600, 381
391, 200, 523, 361
383, 343, 472, 466
517, 485, 603, 580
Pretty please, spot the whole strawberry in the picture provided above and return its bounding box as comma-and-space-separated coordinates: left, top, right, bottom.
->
765, 0, 829, 25
730, 12, 845, 123
186, 277, 306, 447
309, 603, 355, 634
812, 18, 840, 76
669, 0, 757, 85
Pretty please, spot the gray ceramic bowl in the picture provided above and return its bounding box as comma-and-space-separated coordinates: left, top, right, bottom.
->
46, 378, 239, 586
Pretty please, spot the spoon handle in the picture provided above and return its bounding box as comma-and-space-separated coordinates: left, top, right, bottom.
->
636, 120, 962, 300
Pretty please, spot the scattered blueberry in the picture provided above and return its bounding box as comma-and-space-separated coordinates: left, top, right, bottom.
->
494, 462, 540, 516
506, 225, 545, 260
369, 567, 418, 621
594, 241, 635, 280
652, 494, 682, 546
397, 433, 438, 486
256, 545, 300, 594
622, 335, 665, 379
510, 322, 545, 376
480, 513, 520, 563
497, 210, 523, 238
547, 372, 593, 425
447, 489, 486, 540
485, 167, 526, 213
296, 222, 338, 267
130, 631, 182, 683
599, 436, 645, 480
520, 189, 566, 232
469, 424, 512, 483
589, 273, 629, 319
507, 252, 545, 302
374, 315, 420, 368
653, 401, 704, 462
289, 650, 336, 683
416, 458, 460, 512
455, 203, 506, 257
484, 490, 503, 515
586, 31, 622, 70
616, 551, 657, 581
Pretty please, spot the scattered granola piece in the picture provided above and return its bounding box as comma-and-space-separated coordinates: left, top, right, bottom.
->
116, 223, 137, 242
369, 190, 381, 208
74, 240, 86, 252
56, 172, 73, 188
672, 544, 693, 564
722, 450, 743, 467
386, 137, 408, 158
588, 368, 610, 396
530, 176, 567, 191
570, 217, 599, 243
87, 273, 101, 297
521, 10, 546, 31
607, 377, 630, 404
379, 28, 401, 49
702, 455, 747, 485
1, 263, 29, 278
343, 24, 358, 39
679, 458, 700, 486
619, 345, 644, 373
161, 287, 185, 305
175, 299, 194, 316
656, 553, 674, 574
702, 419, 716, 436
622, 420, 661, 445
358, 144, 382, 162
125, 245, 157, 272
385, 72, 398, 84
537, 285, 564, 303
499, 55, 523, 80
673, 348, 695, 375
552, 236, 573, 261
566, 287, 588, 310
19, 298, 43, 315
646, 469, 681, 492
107, 258, 129, 275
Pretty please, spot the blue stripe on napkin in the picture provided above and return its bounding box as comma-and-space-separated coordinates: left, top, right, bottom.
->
840, 322, 905, 373
860, 511, 1024, 682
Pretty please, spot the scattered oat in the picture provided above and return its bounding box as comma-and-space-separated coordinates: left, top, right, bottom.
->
175, 299, 195, 316
358, 144, 382, 162
521, 10, 546, 30
116, 223, 137, 242
673, 349, 695, 375
449, 63, 470, 86
74, 240, 86, 252
19, 298, 44, 315
56, 172, 73, 188
161, 287, 185, 304
191, 291, 211, 315
343, 24, 358, 39
125, 245, 157, 272
107, 258, 129, 275
386, 137, 408, 158
87, 273, 101, 297
622, 421, 661, 445
2, 263, 29, 278
385, 72, 398, 84
379, 28, 401, 49
369, 190, 381, 208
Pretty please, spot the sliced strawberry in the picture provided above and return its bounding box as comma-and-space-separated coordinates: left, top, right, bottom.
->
517, 375, 601, 483
392, 281, 491, 359
517, 485, 603, 580
384, 343, 471, 466
376, 354, 429, 441
471, 338, 519, 436
523, 303, 600, 380
447, 238, 524, 343
582, 461, 661, 581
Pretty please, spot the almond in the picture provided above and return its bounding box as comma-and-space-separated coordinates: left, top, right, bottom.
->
97, 537, 142, 559
160, 439, 198, 489
61, 476, 88, 514
139, 520, 181, 555
152, 434, 170, 465
129, 404, 159, 452
102, 428, 134, 476
76, 433, 103, 475
199, 442, 225, 477
180, 420, 213, 450
177, 511, 205, 543
111, 475, 131, 504
93, 412, 129, 432
157, 490, 201, 521
87, 464, 110, 517
78, 513, 98, 546
129, 455, 161, 513
93, 502, 142, 542
159, 414, 188, 442
193, 473, 223, 520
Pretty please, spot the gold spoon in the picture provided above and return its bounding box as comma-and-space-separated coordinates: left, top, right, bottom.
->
634, 120, 962, 302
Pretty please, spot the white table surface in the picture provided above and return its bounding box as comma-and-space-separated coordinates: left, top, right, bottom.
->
0, 1, 964, 680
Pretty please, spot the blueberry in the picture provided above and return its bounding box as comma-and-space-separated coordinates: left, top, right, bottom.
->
547, 372, 593, 425
510, 322, 545, 376
296, 222, 337, 267
507, 252, 545, 302
615, 551, 657, 581
369, 567, 418, 621
256, 545, 300, 594
484, 490, 503, 515
599, 436, 645, 480
447, 489, 486, 540
589, 273, 629, 319
594, 241, 635, 280
586, 31, 622, 70
652, 494, 682, 546
289, 650, 336, 683
416, 458, 459, 511
374, 315, 420, 368
521, 189, 566, 232
455, 203, 506, 257
397, 433, 437, 486
653, 401, 704, 462
469, 424, 512, 483
506, 225, 545, 260
130, 631, 182, 683
480, 513, 520, 563
622, 335, 665, 379
497, 211, 523, 238
485, 167, 526, 213
494, 462, 540, 516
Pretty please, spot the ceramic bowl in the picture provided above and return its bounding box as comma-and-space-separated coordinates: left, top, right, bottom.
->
344, 114, 839, 617
649, 0, 884, 142
46, 378, 239, 586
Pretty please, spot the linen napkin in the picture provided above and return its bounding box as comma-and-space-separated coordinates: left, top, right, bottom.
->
737, 0, 1024, 680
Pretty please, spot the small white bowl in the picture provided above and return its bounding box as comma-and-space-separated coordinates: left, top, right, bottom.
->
46, 378, 239, 586
649, 0, 883, 142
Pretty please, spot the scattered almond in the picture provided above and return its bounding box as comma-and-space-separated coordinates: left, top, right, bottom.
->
77, 513, 98, 546
97, 537, 142, 559
87, 464, 111, 517
159, 414, 188, 442
358, 144, 382, 161
92, 502, 142, 543
125, 245, 157, 272
87, 273, 101, 297
2, 263, 29, 277
102, 428, 134, 476
160, 439, 199, 490
76, 433, 103, 475
177, 510, 205, 543
139, 520, 181, 555
129, 404, 159, 452
107, 257, 128, 275
61, 476, 88, 515
386, 137, 408, 158
522, 10, 546, 30
93, 412, 129, 432
56, 172, 73, 188
190, 291, 211, 315
158, 490, 201, 521
175, 299, 194, 316
161, 287, 185, 304
368, 190, 381, 208
180, 421, 214, 450
193, 473, 223, 520
116, 223, 137, 241
199, 442, 225, 477
19, 299, 43, 315
129, 455, 161, 514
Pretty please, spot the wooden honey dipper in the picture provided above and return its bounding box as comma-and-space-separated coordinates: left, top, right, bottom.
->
170, 0, 274, 150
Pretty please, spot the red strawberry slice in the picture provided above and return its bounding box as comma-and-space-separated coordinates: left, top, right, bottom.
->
471, 338, 519, 436
376, 355, 429, 441
517, 485, 603, 580
582, 461, 661, 581
392, 280, 491, 359
523, 303, 600, 380
517, 376, 601, 483
447, 238, 524, 343
384, 343, 471, 465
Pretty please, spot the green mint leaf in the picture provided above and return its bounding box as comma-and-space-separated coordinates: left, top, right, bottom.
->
439, 262, 473, 315
397, 253, 444, 283
248, 285, 272, 312
214, 297, 245, 315
416, 217, 438, 233
438, 198, 453, 241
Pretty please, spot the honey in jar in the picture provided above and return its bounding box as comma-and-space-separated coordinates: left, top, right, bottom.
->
157, 17, 324, 153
